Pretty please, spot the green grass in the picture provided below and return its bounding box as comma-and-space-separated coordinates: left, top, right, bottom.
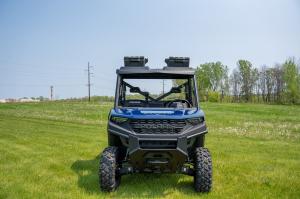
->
0, 101, 299, 199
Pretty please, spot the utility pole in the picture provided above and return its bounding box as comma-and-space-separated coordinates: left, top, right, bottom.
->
86, 62, 93, 102
50, 86, 53, 100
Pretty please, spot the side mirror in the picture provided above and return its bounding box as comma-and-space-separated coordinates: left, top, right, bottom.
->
141, 91, 150, 97
170, 87, 181, 93
130, 87, 141, 93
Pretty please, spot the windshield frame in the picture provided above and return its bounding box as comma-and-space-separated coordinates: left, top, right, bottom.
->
114, 74, 199, 109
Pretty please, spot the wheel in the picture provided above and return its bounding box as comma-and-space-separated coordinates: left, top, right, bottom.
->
194, 147, 212, 192
99, 146, 121, 192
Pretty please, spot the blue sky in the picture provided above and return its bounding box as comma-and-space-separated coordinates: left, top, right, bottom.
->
0, 0, 299, 99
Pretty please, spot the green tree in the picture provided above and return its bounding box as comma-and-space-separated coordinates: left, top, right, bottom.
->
283, 58, 299, 104
195, 63, 211, 100
237, 60, 255, 102
265, 68, 274, 102
230, 69, 241, 102
251, 68, 259, 102
196, 62, 228, 101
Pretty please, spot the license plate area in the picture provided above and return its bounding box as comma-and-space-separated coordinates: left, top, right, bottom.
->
139, 140, 177, 149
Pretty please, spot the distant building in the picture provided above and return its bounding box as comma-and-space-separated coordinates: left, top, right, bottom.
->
4, 99, 16, 103
19, 98, 40, 103
0, 98, 41, 103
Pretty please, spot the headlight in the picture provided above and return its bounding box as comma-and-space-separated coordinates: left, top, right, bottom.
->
110, 116, 128, 124
187, 117, 204, 125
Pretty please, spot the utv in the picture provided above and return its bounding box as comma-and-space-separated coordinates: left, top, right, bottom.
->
99, 56, 212, 192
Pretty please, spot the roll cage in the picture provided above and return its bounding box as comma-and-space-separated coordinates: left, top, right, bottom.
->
114, 56, 199, 108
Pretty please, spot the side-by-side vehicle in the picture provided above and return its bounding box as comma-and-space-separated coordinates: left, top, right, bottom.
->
99, 56, 212, 192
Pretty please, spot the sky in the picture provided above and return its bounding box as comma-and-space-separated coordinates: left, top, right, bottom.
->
0, 0, 299, 99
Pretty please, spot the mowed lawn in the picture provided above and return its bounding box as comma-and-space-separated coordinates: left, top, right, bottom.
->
0, 101, 299, 199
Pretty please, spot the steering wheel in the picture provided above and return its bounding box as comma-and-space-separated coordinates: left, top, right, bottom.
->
166, 99, 192, 108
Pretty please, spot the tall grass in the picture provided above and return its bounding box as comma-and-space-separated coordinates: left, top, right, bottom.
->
0, 102, 299, 198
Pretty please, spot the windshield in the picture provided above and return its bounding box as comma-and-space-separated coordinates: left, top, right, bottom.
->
117, 77, 198, 108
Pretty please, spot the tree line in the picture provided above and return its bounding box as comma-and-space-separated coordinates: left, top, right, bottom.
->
195, 57, 300, 104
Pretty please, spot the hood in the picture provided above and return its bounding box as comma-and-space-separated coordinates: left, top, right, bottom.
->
110, 108, 204, 120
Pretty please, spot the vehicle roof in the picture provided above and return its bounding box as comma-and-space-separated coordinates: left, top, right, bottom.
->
116, 66, 195, 78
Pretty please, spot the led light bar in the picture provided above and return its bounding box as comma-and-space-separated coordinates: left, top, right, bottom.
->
124, 56, 148, 67
165, 57, 190, 67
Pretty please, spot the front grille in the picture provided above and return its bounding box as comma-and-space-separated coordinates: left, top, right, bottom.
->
129, 119, 186, 134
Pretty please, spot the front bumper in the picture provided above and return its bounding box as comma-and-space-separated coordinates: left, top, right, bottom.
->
126, 135, 189, 172
107, 121, 208, 172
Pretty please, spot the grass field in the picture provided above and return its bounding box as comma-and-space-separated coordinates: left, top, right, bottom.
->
0, 101, 299, 199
